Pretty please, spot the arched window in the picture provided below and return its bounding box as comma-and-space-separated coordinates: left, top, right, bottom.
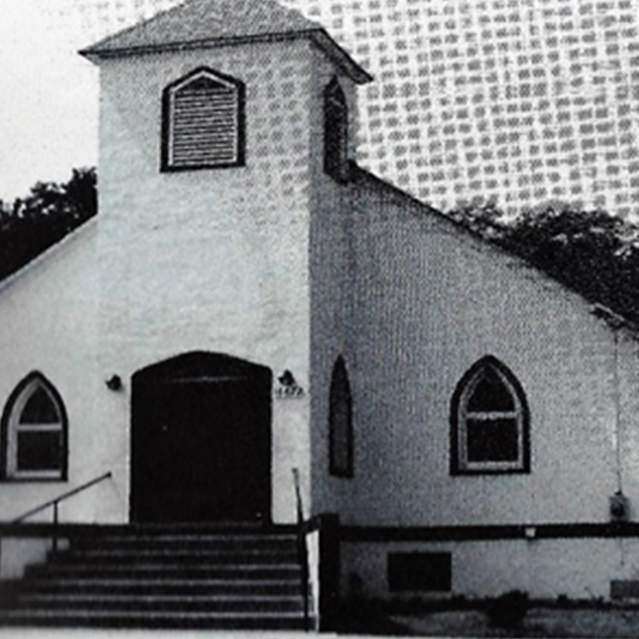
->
161, 67, 245, 171
329, 356, 353, 477
1, 373, 68, 480
450, 356, 530, 475
324, 77, 349, 183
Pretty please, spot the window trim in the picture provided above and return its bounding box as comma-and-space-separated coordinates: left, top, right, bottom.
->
450, 356, 530, 476
329, 355, 354, 478
160, 66, 246, 172
324, 77, 350, 183
1, 372, 68, 482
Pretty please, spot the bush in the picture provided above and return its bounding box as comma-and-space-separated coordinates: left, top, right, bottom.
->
485, 590, 529, 627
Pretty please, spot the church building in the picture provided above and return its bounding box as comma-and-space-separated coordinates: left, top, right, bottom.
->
2, 0, 639, 629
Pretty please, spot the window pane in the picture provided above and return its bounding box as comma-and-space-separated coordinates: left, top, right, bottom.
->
330, 359, 352, 474
324, 80, 348, 181
20, 387, 59, 424
17, 431, 61, 471
467, 369, 515, 412
332, 401, 351, 471
466, 418, 518, 462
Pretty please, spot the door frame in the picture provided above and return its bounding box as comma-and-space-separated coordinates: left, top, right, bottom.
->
129, 351, 272, 524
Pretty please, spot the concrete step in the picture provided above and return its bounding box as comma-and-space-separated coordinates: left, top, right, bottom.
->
23, 577, 301, 596
67, 524, 297, 537
3, 525, 309, 630
0, 609, 308, 630
26, 563, 302, 580
12, 594, 304, 613
72, 534, 297, 551
53, 550, 299, 564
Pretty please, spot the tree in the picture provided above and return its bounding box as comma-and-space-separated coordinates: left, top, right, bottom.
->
0, 168, 97, 281
448, 202, 639, 325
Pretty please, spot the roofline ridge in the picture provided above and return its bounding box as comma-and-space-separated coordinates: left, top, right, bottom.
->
0, 217, 98, 295
81, 27, 317, 56
80, 0, 189, 55
80, 27, 372, 84
351, 163, 639, 336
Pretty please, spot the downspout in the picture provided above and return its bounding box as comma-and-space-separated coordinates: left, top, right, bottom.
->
612, 327, 627, 571
612, 328, 623, 494
591, 304, 626, 494
592, 303, 627, 573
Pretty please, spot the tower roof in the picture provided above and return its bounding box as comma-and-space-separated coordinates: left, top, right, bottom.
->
80, 0, 372, 84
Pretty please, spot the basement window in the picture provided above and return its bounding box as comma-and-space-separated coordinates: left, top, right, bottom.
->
450, 356, 530, 475
388, 552, 452, 592
161, 67, 245, 171
2, 372, 68, 480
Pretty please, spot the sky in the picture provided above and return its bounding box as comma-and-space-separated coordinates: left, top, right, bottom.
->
2, 0, 639, 218
0, 2, 98, 202
0, 0, 180, 203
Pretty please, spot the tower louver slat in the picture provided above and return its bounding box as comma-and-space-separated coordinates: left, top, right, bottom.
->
164, 70, 244, 170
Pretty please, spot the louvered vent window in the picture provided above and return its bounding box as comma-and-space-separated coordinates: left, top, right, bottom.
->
324, 77, 349, 183
162, 68, 245, 171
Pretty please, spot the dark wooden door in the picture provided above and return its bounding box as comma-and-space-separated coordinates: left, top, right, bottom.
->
131, 370, 271, 523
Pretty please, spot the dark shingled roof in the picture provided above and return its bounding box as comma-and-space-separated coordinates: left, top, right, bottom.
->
80, 0, 372, 84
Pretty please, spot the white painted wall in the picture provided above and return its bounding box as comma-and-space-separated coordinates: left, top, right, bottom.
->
308, 46, 360, 517
342, 538, 624, 600
0, 36, 346, 524
0, 223, 121, 522
337, 170, 639, 528
95, 39, 320, 523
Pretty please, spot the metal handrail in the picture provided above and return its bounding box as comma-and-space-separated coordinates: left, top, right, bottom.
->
13, 472, 113, 524
292, 467, 310, 630
10, 471, 112, 554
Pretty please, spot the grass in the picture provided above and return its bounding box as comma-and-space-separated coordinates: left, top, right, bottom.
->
334, 597, 639, 637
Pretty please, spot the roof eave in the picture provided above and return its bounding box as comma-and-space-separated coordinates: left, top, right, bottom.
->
310, 29, 372, 84
79, 28, 372, 84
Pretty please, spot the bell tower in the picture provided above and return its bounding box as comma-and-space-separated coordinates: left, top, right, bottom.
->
80, 0, 370, 522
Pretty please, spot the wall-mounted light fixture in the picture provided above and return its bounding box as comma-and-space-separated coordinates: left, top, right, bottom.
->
278, 370, 297, 388
105, 375, 123, 391
275, 370, 304, 399
610, 490, 629, 523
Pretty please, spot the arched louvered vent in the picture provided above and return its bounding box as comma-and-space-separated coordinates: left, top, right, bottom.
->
162, 67, 245, 171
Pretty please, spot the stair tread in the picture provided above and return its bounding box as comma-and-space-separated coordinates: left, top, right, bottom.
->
6, 527, 308, 630
22, 594, 302, 602
28, 578, 298, 585
62, 551, 296, 558
0, 609, 306, 618
86, 534, 295, 541
41, 562, 300, 567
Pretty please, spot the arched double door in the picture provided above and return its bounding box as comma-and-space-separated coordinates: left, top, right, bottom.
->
131, 352, 271, 523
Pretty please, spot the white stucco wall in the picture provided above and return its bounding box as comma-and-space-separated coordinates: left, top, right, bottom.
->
96, 39, 321, 523
308, 47, 360, 517
0, 223, 120, 522
342, 538, 625, 600
339, 170, 639, 528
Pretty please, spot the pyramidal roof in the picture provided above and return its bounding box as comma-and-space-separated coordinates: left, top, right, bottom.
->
80, 0, 371, 84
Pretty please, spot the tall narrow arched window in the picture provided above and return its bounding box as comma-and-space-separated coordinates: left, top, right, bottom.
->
161, 67, 245, 171
450, 356, 530, 475
1, 373, 68, 480
329, 356, 353, 477
324, 77, 349, 183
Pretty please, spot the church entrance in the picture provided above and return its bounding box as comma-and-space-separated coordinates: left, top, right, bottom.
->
130, 352, 271, 523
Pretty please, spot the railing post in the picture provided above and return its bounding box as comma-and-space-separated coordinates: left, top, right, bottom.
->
52, 501, 59, 553
292, 469, 310, 631
318, 513, 341, 632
